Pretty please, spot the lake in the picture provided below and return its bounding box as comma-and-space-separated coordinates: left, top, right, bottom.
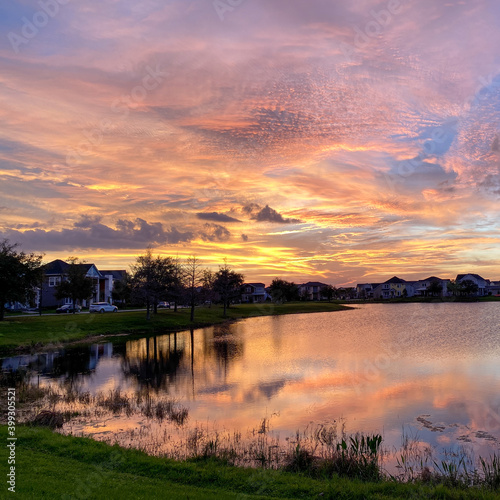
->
4, 302, 500, 473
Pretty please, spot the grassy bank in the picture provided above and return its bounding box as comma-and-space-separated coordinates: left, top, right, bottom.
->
0, 302, 351, 353
3, 426, 499, 499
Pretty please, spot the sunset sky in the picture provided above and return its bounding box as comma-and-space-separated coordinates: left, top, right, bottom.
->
1, 0, 499, 285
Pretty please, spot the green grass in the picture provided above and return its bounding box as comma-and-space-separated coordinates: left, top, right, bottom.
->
0, 302, 352, 353
2, 426, 500, 499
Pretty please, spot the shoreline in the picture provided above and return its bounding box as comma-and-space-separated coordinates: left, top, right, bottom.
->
0, 302, 352, 356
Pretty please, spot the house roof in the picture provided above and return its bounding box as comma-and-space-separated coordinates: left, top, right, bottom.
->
44, 259, 70, 275
44, 260, 103, 278
244, 282, 265, 288
300, 281, 328, 287
456, 273, 486, 281
76, 263, 103, 279
383, 276, 406, 284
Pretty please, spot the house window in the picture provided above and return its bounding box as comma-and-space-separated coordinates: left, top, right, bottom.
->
64, 298, 72, 305
49, 277, 61, 287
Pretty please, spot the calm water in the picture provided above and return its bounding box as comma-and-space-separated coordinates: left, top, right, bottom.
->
4, 303, 500, 470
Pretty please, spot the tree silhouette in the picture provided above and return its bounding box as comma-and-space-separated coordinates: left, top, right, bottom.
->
213, 263, 244, 317
130, 249, 179, 320
0, 239, 43, 320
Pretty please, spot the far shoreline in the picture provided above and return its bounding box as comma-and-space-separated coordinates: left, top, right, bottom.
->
0, 301, 353, 356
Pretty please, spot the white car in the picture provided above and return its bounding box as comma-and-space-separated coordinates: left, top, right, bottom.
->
89, 302, 118, 313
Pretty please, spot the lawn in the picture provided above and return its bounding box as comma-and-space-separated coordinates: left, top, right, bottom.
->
3, 426, 499, 499
0, 302, 352, 353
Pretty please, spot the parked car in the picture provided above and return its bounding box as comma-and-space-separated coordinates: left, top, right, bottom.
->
56, 304, 81, 314
157, 301, 170, 308
89, 302, 118, 313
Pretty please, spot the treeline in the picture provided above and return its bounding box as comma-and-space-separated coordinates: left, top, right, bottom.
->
116, 250, 244, 320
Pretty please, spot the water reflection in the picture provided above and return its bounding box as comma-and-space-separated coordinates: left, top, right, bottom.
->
3, 303, 500, 470
123, 333, 185, 390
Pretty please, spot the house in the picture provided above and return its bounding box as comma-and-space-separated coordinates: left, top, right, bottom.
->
241, 283, 269, 303
412, 276, 450, 297
298, 282, 328, 301
355, 283, 380, 299
39, 259, 120, 308
486, 280, 500, 296
373, 276, 407, 299
456, 273, 489, 296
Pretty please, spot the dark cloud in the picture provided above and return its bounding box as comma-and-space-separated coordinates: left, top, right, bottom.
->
241, 234, 248, 241
242, 203, 261, 215
14, 222, 42, 230
251, 205, 301, 224
200, 223, 231, 242
196, 212, 241, 223
0, 217, 194, 251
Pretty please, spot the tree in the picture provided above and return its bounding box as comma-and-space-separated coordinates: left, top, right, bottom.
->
447, 280, 460, 297
168, 257, 184, 312
54, 257, 95, 313
213, 263, 244, 317
427, 281, 443, 297
324, 284, 337, 302
183, 256, 203, 322
0, 240, 43, 321
200, 269, 216, 307
130, 250, 178, 320
268, 278, 299, 303
111, 275, 131, 306
460, 279, 479, 297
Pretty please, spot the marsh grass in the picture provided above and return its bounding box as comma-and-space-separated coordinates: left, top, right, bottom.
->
3, 372, 500, 491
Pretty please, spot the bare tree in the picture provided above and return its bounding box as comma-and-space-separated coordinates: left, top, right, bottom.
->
183, 256, 204, 322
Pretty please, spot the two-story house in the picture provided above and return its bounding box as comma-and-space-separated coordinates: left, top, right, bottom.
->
40, 260, 123, 308
373, 276, 407, 299
413, 276, 450, 297
456, 273, 489, 296
298, 282, 328, 301
355, 283, 380, 299
241, 283, 269, 303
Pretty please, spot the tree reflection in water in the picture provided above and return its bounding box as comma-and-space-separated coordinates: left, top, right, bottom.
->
211, 323, 244, 379
122, 333, 185, 390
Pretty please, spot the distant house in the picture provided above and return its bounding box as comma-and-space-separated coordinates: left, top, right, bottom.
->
372, 276, 407, 299
486, 280, 500, 296
241, 283, 269, 303
355, 283, 380, 299
456, 273, 489, 296
413, 276, 450, 297
298, 282, 328, 301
